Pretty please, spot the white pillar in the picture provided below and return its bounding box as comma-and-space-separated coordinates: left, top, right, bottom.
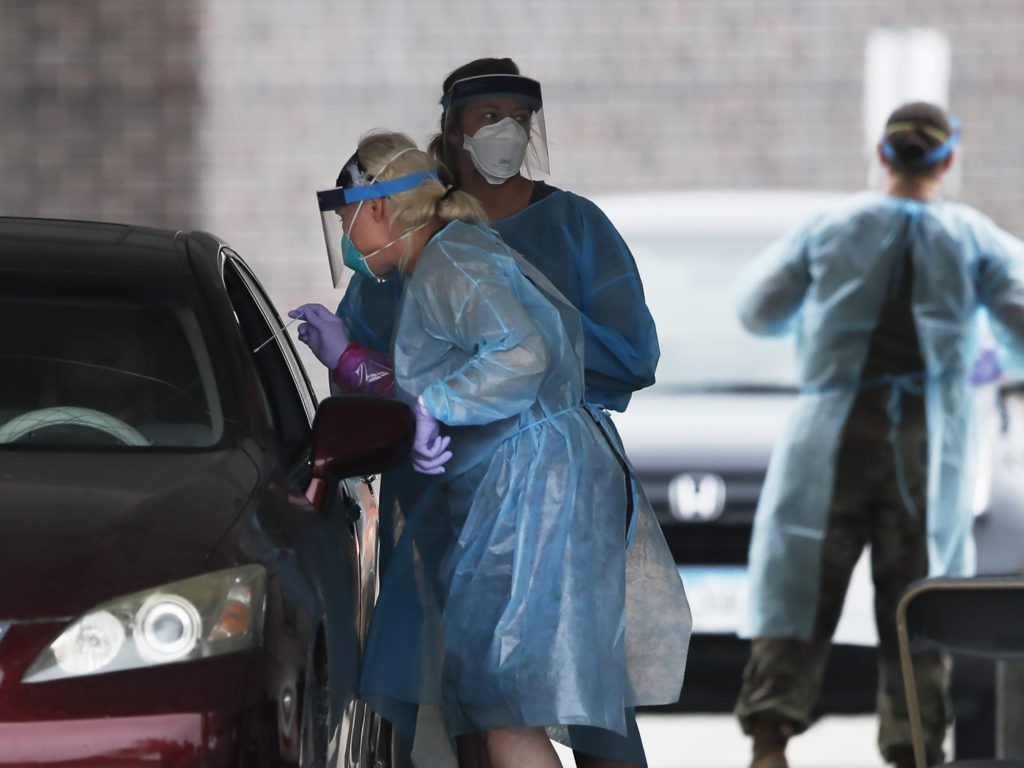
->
862, 28, 958, 194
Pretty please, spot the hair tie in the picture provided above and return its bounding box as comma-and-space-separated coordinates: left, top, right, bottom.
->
440, 184, 455, 201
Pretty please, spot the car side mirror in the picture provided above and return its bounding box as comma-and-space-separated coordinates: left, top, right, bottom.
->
305, 395, 415, 506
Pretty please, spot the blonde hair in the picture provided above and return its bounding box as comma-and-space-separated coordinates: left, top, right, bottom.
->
356, 130, 486, 234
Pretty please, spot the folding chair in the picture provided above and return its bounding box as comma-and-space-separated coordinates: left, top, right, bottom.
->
897, 576, 1024, 768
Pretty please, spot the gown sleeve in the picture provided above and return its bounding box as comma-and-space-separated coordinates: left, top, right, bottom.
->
572, 197, 660, 409
332, 273, 403, 396
335, 272, 404, 353
406, 248, 551, 427
331, 342, 395, 397
733, 220, 814, 336
971, 216, 1024, 375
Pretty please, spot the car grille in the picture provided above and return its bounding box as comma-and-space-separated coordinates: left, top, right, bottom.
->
637, 468, 762, 565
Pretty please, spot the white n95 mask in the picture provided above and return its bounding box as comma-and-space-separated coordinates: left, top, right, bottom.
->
462, 117, 530, 185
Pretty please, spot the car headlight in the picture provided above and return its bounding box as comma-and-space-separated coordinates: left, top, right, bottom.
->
23, 565, 266, 683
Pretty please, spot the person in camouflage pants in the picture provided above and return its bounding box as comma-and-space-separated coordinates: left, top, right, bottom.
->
734, 384, 951, 768
730, 102, 1024, 768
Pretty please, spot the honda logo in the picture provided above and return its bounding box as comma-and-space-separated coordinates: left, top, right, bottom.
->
668, 473, 727, 522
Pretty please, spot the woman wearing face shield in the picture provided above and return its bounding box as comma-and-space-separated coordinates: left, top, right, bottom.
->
293, 131, 688, 768
335, 58, 659, 416
732, 103, 1024, 768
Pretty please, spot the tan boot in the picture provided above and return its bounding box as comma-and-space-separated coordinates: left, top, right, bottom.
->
749, 720, 791, 768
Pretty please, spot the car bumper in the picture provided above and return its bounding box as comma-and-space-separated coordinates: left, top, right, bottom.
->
0, 712, 239, 766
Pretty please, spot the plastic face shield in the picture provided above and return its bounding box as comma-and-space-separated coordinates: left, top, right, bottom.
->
316, 152, 436, 287
317, 188, 353, 289
441, 74, 550, 177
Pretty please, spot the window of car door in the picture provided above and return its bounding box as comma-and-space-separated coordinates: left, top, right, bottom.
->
222, 253, 316, 467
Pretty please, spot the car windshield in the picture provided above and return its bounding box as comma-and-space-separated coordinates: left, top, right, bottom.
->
0, 278, 226, 449
632, 232, 799, 392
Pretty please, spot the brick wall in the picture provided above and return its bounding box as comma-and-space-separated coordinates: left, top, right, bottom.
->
1, 0, 201, 227
5, 0, 1024, 328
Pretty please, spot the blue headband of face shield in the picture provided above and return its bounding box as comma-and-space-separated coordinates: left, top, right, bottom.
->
440, 74, 543, 112
319, 148, 439, 210
881, 118, 962, 167
317, 171, 439, 211
313, 171, 438, 211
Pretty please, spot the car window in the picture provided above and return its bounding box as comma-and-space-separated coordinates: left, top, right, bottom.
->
631, 233, 798, 391
222, 253, 315, 467
0, 277, 226, 449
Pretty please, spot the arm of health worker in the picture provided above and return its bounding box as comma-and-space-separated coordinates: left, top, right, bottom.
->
573, 197, 660, 409
402, 254, 549, 427
733, 221, 814, 336
290, 302, 395, 397
971, 214, 1024, 376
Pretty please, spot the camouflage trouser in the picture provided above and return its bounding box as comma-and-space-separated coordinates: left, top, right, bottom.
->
735, 391, 952, 765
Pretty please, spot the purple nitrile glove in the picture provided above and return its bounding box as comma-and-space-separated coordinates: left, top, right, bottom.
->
412, 401, 452, 475
971, 347, 1002, 386
290, 303, 350, 370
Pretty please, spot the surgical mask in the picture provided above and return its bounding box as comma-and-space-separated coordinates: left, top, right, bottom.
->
462, 117, 530, 185
342, 232, 379, 280
340, 200, 380, 280
341, 199, 433, 280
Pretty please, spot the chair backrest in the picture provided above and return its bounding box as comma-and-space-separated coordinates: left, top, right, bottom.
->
898, 576, 1024, 768
903, 577, 1024, 659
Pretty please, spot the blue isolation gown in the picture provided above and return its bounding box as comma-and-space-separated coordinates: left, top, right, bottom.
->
335, 184, 661, 571
337, 183, 659, 411
358, 221, 688, 764
734, 192, 1024, 640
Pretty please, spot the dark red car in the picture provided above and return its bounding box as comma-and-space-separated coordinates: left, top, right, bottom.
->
0, 217, 414, 766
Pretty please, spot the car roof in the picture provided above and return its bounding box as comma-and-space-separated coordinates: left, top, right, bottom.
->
0, 216, 218, 278
592, 188, 850, 239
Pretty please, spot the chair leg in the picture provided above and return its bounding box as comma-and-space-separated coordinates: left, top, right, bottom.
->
897, 591, 929, 768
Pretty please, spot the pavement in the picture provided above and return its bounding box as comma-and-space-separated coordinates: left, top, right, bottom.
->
553, 714, 894, 768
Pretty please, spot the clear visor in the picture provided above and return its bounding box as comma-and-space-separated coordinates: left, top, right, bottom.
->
523, 105, 549, 177
320, 206, 349, 290
316, 187, 352, 289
